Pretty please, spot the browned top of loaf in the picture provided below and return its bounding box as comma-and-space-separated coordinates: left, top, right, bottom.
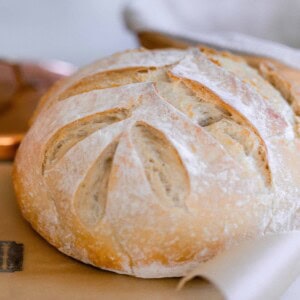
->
13, 47, 300, 278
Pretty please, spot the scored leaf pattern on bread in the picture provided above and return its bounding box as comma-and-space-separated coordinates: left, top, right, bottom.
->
74, 139, 119, 227
42, 108, 131, 173
132, 121, 189, 208
14, 48, 300, 278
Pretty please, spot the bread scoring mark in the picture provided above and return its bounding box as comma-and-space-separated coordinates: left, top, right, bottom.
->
205, 119, 272, 185
208, 53, 296, 140
133, 66, 232, 128
132, 122, 189, 207
258, 61, 300, 136
258, 62, 294, 106
187, 80, 272, 185
173, 50, 290, 137
42, 108, 130, 174
162, 74, 232, 127
104, 65, 272, 184
168, 72, 272, 186
192, 102, 228, 127
57, 67, 155, 101
73, 140, 118, 227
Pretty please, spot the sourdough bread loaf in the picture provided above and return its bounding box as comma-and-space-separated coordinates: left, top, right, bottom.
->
13, 48, 300, 278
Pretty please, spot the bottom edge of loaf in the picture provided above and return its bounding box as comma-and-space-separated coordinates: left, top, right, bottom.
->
86, 259, 201, 279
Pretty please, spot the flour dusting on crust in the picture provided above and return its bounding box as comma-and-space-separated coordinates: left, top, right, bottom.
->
13, 48, 300, 278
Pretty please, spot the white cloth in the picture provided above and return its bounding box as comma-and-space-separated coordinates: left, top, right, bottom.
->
124, 1, 300, 299
124, 0, 300, 69
179, 233, 300, 300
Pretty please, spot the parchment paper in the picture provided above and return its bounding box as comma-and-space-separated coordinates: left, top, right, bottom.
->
179, 233, 300, 300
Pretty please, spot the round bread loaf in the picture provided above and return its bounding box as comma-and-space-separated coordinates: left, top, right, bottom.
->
13, 48, 300, 278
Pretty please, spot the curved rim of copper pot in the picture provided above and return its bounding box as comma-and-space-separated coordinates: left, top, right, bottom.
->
0, 59, 76, 160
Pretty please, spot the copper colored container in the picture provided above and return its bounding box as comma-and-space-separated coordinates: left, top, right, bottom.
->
0, 59, 75, 160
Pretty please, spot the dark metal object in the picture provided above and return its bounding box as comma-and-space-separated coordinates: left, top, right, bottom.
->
0, 241, 24, 272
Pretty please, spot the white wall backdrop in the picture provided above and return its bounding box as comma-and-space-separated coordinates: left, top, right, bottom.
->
1, 0, 299, 67
0, 0, 137, 66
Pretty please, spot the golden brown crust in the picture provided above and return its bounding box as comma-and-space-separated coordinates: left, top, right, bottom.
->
13, 48, 300, 278
257, 61, 300, 115
13, 156, 130, 272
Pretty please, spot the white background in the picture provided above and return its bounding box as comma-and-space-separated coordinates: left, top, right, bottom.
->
0, 0, 136, 66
